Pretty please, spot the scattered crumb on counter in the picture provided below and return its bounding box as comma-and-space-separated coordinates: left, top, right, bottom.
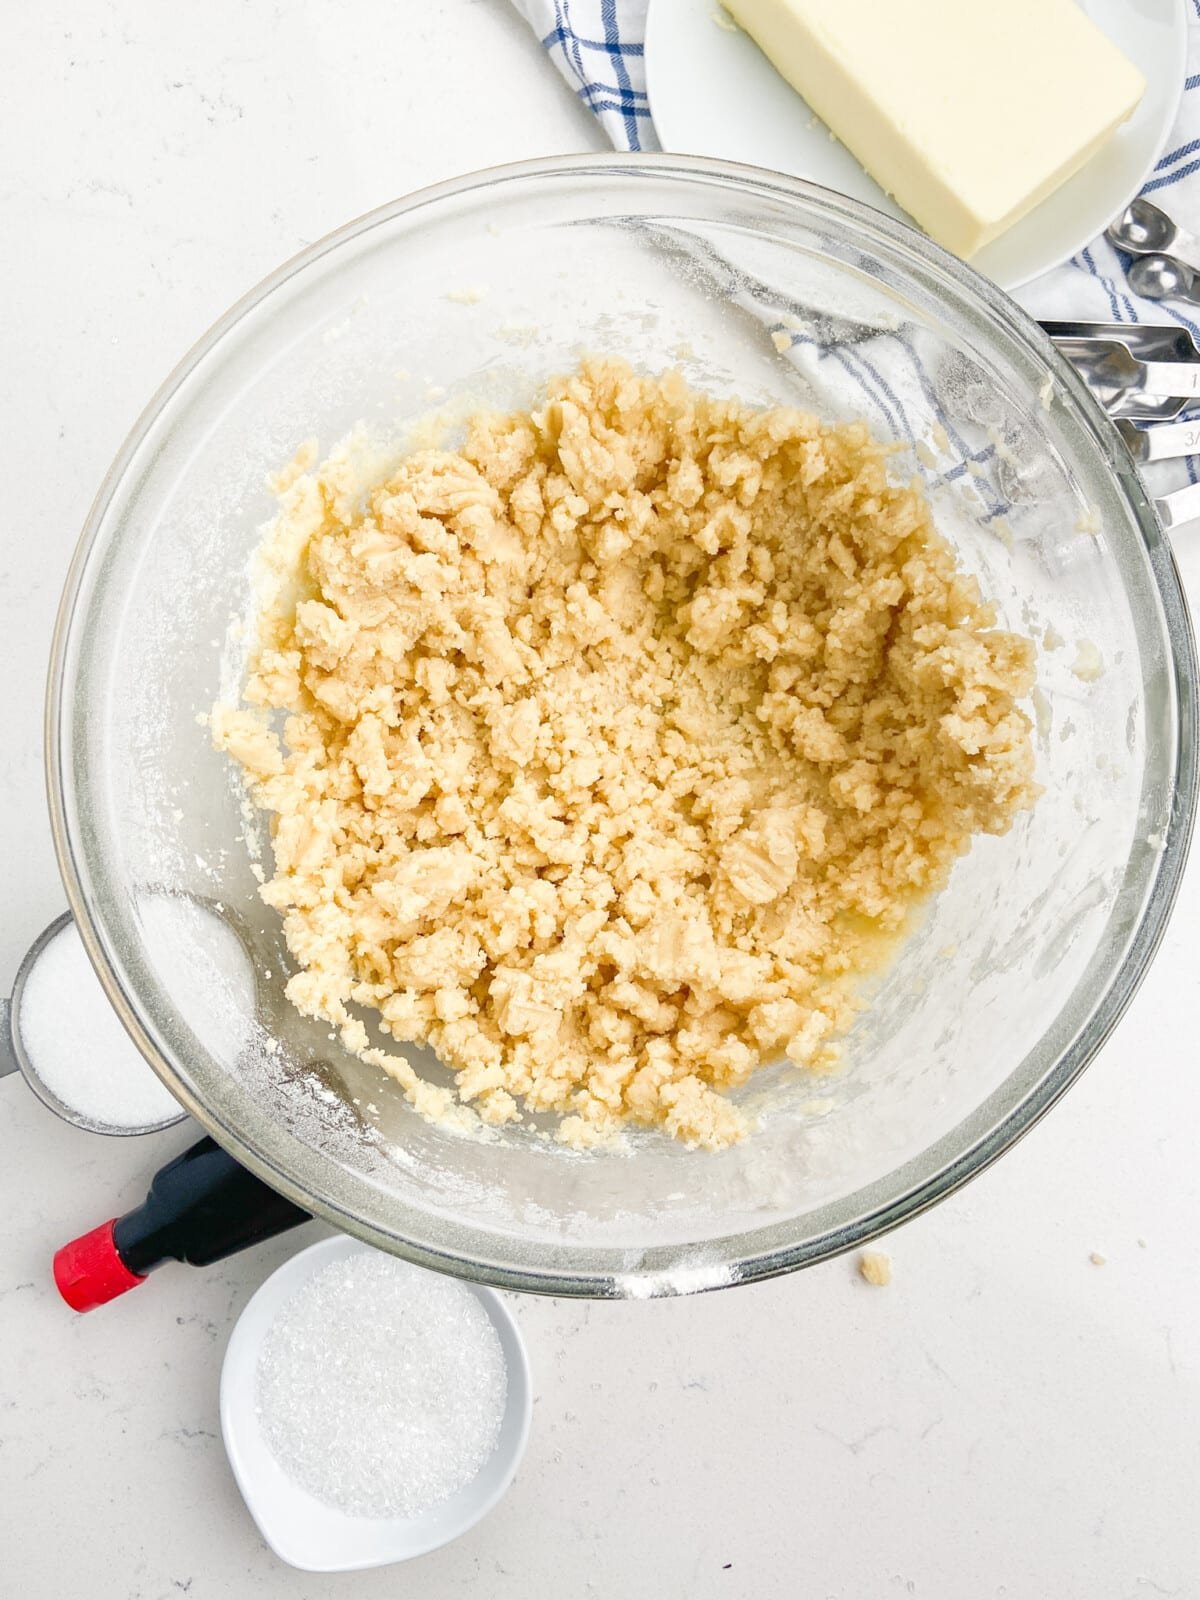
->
967, 458, 985, 477
991, 517, 1013, 550
1039, 374, 1054, 411
1071, 640, 1104, 683
1030, 686, 1052, 742
1146, 832, 1166, 851
445, 286, 488, 306
1043, 624, 1064, 652
938, 942, 958, 959
930, 422, 949, 453
1089, 1251, 1107, 1267
771, 329, 792, 353
859, 1251, 892, 1286
799, 1096, 837, 1116
1137, 1238, 1147, 1249
915, 440, 938, 470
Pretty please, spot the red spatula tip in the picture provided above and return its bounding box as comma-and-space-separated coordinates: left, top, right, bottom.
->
53, 1219, 145, 1312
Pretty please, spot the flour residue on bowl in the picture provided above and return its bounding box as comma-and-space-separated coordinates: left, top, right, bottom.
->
212, 360, 1037, 1151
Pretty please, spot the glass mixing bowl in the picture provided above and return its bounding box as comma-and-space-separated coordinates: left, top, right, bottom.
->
48, 156, 1197, 1297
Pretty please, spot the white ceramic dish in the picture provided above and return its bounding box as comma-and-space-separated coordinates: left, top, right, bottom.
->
219, 1235, 533, 1572
644, 0, 1187, 290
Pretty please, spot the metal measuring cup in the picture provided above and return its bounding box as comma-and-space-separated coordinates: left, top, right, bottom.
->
0, 911, 188, 1136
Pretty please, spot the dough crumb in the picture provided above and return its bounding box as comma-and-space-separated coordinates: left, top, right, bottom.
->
494, 322, 540, 347
771, 328, 792, 353
799, 1096, 837, 1115
1074, 505, 1101, 536
1089, 1251, 1107, 1267
445, 285, 487, 306
215, 361, 1036, 1149
1071, 639, 1104, 683
986, 427, 1018, 466
1042, 624, 1064, 652
859, 1250, 892, 1286
1039, 374, 1054, 411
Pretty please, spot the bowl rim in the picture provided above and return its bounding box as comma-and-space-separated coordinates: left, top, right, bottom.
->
45, 151, 1200, 1297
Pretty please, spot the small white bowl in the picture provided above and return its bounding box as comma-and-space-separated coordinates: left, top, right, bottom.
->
219, 1234, 533, 1571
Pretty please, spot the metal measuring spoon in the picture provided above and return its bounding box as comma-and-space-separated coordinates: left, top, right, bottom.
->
1108, 197, 1200, 276
1154, 480, 1200, 535
1040, 320, 1198, 422
1117, 416, 1200, 463
1, 911, 187, 1136
3, 894, 363, 1141
1127, 253, 1199, 307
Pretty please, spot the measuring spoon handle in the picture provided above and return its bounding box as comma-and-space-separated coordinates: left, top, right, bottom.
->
1156, 480, 1200, 534
1119, 418, 1200, 461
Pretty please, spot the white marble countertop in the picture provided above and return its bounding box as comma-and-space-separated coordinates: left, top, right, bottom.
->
2, 4, 1198, 1595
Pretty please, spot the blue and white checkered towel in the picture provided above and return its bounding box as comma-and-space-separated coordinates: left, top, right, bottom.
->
511, 0, 1200, 337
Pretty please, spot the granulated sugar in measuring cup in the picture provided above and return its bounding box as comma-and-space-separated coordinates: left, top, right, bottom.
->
1, 913, 185, 1134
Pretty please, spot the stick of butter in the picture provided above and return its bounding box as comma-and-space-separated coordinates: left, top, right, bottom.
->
723, 0, 1145, 259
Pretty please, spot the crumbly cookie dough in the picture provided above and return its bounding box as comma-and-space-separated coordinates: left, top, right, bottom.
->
858, 1250, 893, 1286
214, 360, 1036, 1149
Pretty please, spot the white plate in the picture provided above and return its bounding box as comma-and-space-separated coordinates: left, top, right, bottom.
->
219, 1235, 533, 1572
644, 0, 1187, 290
